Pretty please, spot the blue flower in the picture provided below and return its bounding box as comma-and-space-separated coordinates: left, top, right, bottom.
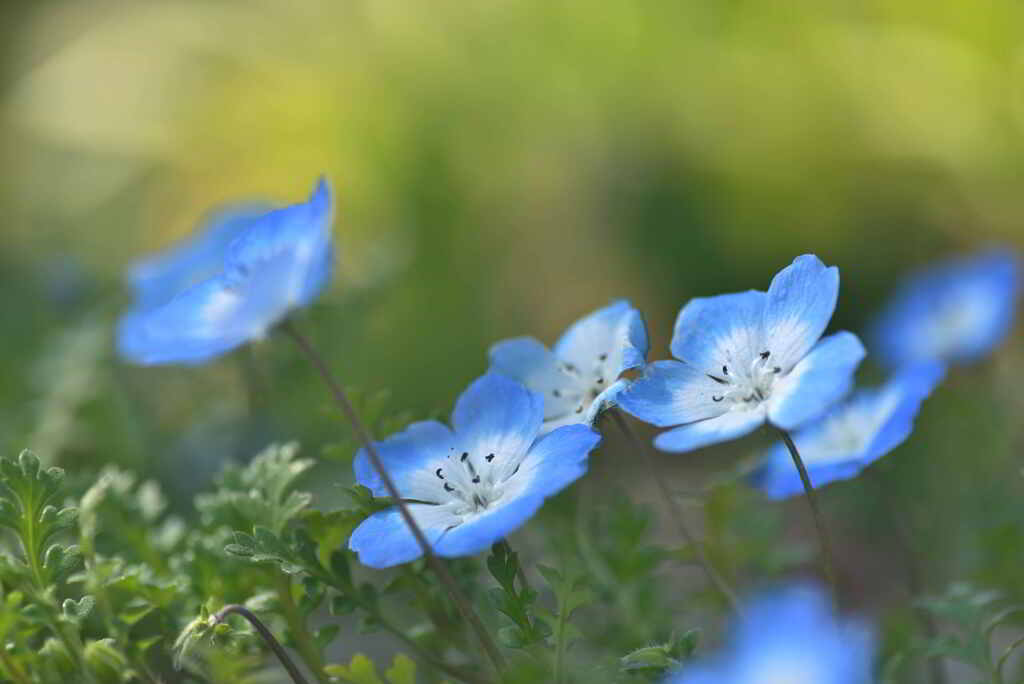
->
117, 177, 333, 365
666, 584, 873, 684
872, 249, 1020, 368
349, 373, 601, 568
488, 300, 649, 432
618, 255, 866, 453
751, 362, 945, 500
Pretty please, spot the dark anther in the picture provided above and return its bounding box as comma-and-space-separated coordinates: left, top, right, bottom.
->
707, 373, 728, 385
599, 353, 608, 361
443, 483, 455, 492
435, 468, 444, 479
461, 452, 469, 461
575, 405, 584, 414
486, 453, 495, 462
565, 362, 577, 372
712, 395, 723, 402
722, 365, 729, 375
596, 378, 604, 385
553, 389, 562, 397
511, 464, 521, 476
773, 366, 781, 374
760, 350, 771, 360
472, 476, 481, 484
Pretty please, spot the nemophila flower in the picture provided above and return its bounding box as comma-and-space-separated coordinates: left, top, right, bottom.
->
666, 584, 873, 684
488, 300, 648, 431
751, 362, 945, 500
873, 249, 1020, 368
349, 373, 601, 568
619, 255, 865, 453
117, 177, 333, 365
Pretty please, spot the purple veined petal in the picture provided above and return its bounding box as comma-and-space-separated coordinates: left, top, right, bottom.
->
653, 407, 767, 453
767, 331, 865, 431
762, 254, 840, 374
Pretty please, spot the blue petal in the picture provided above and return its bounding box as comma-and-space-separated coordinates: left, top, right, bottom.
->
751, 442, 867, 501
516, 423, 599, 497
451, 373, 544, 460
554, 300, 649, 375
117, 177, 335, 366
348, 504, 457, 569
653, 408, 766, 453
767, 331, 865, 430
128, 204, 270, 311
859, 361, 945, 467
352, 420, 455, 501
763, 254, 840, 373
617, 360, 727, 427
872, 249, 1020, 367
433, 493, 546, 558
488, 337, 576, 419
670, 290, 766, 372
226, 176, 334, 308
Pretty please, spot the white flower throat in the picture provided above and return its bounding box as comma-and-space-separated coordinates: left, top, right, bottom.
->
707, 349, 783, 408
551, 352, 610, 415
432, 448, 521, 514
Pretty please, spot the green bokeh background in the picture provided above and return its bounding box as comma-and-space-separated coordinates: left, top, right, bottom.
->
0, 0, 1022, 660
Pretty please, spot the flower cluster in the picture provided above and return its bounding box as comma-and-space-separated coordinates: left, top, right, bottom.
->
109, 177, 1021, 683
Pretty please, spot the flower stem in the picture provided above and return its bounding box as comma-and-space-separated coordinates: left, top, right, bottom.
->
611, 410, 742, 614
272, 573, 329, 684
281, 321, 506, 675
776, 428, 837, 590
212, 604, 309, 684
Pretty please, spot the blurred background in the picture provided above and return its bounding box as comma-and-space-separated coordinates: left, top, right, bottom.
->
1, 0, 1022, 675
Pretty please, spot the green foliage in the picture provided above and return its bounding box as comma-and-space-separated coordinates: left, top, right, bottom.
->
619, 631, 700, 680
325, 653, 417, 684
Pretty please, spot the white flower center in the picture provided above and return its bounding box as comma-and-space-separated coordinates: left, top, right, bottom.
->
550, 353, 610, 417
708, 349, 782, 410
432, 449, 520, 517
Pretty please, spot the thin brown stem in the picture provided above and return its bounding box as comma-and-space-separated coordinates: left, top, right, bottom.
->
776, 428, 837, 590
611, 410, 742, 614
212, 605, 309, 684
281, 321, 506, 675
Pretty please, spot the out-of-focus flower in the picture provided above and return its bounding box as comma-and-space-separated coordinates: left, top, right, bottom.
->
117, 177, 332, 365
872, 250, 1020, 368
666, 584, 873, 684
619, 255, 865, 453
488, 300, 648, 432
348, 373, 600, 568
751, 362, 945, 500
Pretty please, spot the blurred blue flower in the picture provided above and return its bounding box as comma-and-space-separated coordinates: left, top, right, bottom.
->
349, 373, 601, 568
751, 362, 945, 500
872, 249, 1020, 368
118, 177, 333, 365
488, 300, 648, 432
666, 584, 873, 684
619, 255, 865, 453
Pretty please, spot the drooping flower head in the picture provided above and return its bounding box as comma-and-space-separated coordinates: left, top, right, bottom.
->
751, 362, 945, 500
872, 249, 1020, 368
666, 584, 874, 684
349, 373, 601, 568
117, 177, 333, 365
619, 255, 865, 453
488, 300, 649, 432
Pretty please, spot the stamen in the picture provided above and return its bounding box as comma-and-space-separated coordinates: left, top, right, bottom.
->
460, 452, 469, 462
435, 468, 444, 479
596, 378, 604, 385
575, 405, 584, 414
760, 350, 771, 360
773, 366, 781, 374
485, 453, 495, 462
444, 483, 454, 492
722, 365, 729, 375
707, 373, 728, 385
472, 476, 481, 484
712, 395, 723, 402
598, 353, 608, 361
552, 389, 562, 398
